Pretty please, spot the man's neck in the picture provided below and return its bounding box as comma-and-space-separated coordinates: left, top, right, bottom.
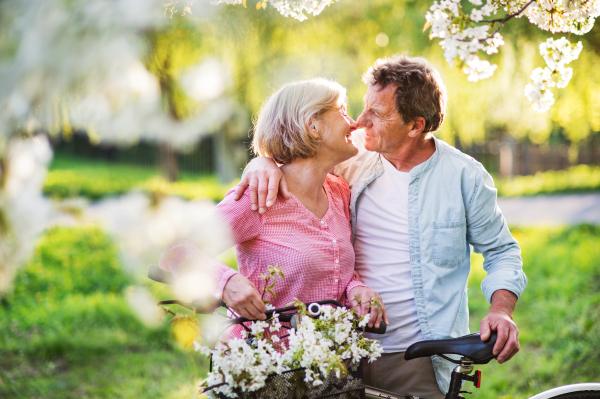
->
380, 134, 436, 172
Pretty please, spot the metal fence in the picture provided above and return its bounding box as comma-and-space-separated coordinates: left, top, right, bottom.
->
463, 138, 600, 177
51, 131, 600, 178
52, 130, 219, 175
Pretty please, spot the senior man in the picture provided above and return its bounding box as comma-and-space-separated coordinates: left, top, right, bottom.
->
233, 54, 527, 398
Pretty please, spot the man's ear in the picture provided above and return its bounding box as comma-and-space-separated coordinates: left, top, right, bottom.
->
407, 117, 426, 138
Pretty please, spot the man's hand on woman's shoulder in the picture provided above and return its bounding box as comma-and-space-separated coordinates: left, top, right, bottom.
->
234, 157, 291, 214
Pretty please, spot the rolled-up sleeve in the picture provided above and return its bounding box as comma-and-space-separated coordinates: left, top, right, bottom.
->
466, 170, 528, 304
344, 270, 369, 306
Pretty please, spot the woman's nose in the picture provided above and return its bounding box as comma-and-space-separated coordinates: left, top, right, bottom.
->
349, 117, 358, 130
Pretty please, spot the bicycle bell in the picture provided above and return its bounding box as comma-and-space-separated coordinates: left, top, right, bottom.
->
307, 303, 322, 317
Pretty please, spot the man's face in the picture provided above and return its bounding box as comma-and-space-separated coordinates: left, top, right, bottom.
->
356, 84, 411, 155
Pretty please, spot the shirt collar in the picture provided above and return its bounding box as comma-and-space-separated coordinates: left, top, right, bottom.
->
409, 135, 442, 180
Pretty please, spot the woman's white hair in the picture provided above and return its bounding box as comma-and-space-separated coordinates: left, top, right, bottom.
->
252, 78, 346, 164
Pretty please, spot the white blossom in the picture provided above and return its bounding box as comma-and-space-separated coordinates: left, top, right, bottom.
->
0, 0, 237, 292
525, 37, 582, 112
0, 134, 52, 294
424, 0, 597, 110
214, 0, 337, 21
358, 313, 370, 328
200, 305, 383, 394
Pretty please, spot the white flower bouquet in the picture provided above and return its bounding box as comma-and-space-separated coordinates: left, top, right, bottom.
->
195, 299, 383, 398
159, 265, 383, 398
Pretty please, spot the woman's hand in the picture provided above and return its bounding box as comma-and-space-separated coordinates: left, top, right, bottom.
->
234, 157, 291, 214
222, 274, 267, 320
349, 286, 389, 329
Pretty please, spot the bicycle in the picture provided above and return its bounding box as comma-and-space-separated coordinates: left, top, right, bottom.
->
148, 265, 600, 399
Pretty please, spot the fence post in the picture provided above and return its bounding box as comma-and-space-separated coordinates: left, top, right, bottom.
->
500, 137, 515, 178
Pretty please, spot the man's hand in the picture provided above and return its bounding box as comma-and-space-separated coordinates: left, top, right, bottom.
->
222, 274, 267, 320
234, 157, 291, 214
349, 286, 389, 329
480, 289, 520, 364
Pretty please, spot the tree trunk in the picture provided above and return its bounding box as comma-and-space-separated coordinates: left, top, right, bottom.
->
159, 142, 178, 182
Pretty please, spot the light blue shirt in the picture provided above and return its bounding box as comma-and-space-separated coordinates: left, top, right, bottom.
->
335, 132, 528, 393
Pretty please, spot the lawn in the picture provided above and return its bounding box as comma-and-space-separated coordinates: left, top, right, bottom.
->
467, 225, 600, 398
495, 164, 600, 197
1, 225, 599, 398
0, 227, 208, 399
44, 156, 238, 202
44, 155, 600, 202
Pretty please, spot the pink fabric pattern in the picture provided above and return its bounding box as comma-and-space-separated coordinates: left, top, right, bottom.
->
159, 174, 367, 336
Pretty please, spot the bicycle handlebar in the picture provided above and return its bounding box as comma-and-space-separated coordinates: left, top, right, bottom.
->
227, 299, 387, 335
158, 298, 386, 334
151, 265, 387, 334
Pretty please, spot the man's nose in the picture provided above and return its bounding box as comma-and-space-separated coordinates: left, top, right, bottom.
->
356, 111, 370, 128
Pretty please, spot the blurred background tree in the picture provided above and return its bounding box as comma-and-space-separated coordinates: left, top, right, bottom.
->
52, 0, 600, 181
1, 1, 599, 398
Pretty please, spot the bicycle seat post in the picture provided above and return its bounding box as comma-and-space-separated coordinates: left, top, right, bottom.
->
445, 357, 481, 399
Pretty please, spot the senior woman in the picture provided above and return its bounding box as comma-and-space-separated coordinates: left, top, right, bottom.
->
159, 78, 387, 329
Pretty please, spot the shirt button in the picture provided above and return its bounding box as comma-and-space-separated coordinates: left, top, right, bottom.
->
333, 239, 336, 243
334, 279, 338, 283
335, 259, 339, 263
320, 220, 324, 224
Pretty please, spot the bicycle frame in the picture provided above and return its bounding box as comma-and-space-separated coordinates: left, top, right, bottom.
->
529, 384, 600, 399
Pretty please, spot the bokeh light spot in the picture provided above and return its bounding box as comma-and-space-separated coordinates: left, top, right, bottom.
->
376, 33, 389, 47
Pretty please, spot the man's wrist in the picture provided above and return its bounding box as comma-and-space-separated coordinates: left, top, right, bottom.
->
489, 289, 518, 317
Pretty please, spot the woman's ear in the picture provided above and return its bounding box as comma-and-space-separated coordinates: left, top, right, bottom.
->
307, 117, 322, 140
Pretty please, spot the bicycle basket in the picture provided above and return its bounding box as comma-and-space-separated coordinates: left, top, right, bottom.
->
214, 361, 365, 399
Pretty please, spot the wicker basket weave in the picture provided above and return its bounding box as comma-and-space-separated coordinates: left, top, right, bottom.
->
215, 362, 365, 399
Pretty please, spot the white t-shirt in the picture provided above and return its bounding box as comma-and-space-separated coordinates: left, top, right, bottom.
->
353, 155, 423, 352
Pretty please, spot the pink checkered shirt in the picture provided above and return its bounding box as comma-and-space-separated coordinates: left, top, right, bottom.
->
160, 174, 367, 313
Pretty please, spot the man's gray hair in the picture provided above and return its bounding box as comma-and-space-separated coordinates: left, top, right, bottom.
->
362, 54, 447, 133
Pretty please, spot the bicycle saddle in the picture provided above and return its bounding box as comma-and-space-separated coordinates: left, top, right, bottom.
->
404, 331, 497, 364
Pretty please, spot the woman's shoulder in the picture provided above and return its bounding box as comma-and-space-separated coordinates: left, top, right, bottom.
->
325, 174, 350, 194
219, 186, 293, 215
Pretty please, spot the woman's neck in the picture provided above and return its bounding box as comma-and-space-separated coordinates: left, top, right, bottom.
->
280, 158, 333, 217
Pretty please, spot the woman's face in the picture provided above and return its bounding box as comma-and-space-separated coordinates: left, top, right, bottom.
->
316, 103, 358, 162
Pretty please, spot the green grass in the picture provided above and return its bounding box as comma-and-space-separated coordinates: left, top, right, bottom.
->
0, 227, 207, 398
1, 225, 599, 398
467, 225, 600, 398
45, 156, 600, 202
44, 155, 238, 202
496, 164, 600, 197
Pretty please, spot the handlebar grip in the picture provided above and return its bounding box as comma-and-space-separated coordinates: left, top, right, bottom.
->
148, 264, 174, 284
361, 323, 387, 334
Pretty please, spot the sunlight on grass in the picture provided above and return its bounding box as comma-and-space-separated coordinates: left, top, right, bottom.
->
0, 227, 208, 398
467, 225, 600, 399
2, 225, 598, 398
44, 155, 238, 202
496, 165, 600, 197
